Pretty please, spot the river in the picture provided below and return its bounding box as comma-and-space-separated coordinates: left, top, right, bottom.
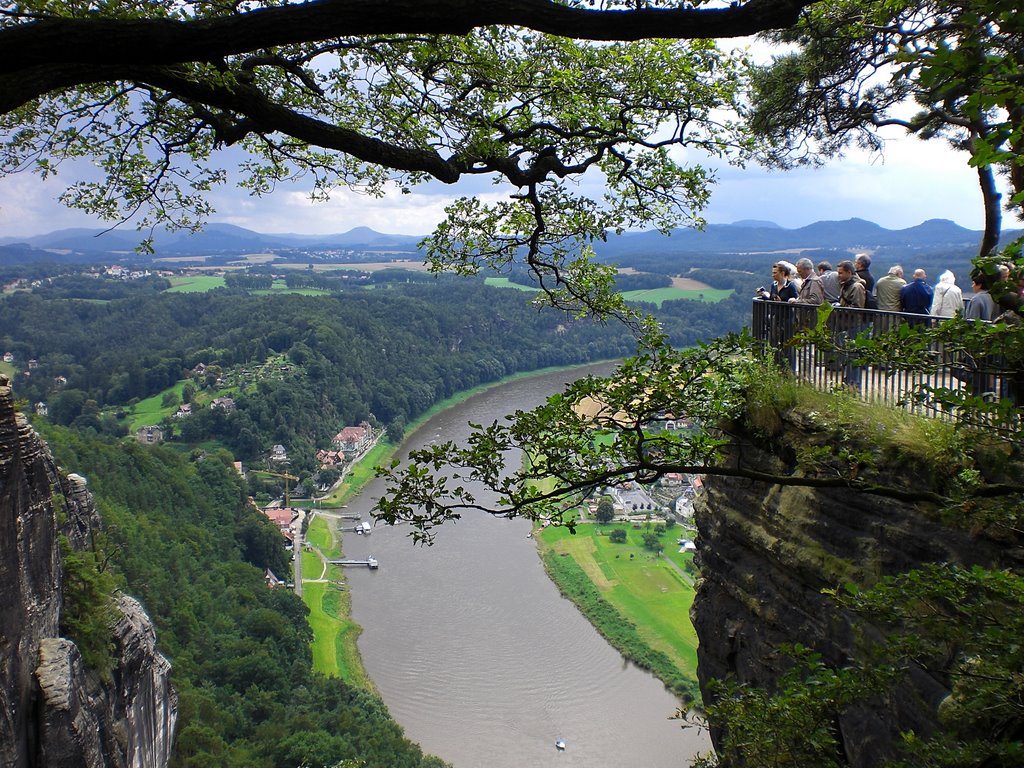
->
341, 364, 712, 767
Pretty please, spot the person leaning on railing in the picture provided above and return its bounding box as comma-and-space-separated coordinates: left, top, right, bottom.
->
964, 269, 999, 398
966, 270, 996, 321
875, 266, 906, 312
900, 269, 935, 316
817, 261, 840, 304
755, 261, 800, 368
787, 258, 825, 306
835, 260, 867, 389
931, 270, 963, 318
754, 262, 798, 302
777, 258, 826, 371
836, 261, 866, 309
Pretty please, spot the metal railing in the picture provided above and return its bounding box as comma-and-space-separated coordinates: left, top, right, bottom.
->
750, 299, 1015, 416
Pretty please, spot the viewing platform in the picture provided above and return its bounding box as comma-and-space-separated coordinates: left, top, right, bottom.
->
751, 299, 1019, 417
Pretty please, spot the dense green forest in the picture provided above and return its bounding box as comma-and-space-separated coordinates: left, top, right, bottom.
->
1, 279, 644, 469
44, 425, 448, 768
1, 275, 748, 476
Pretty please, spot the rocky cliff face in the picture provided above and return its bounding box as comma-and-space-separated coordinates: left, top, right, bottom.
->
0, 376, 177, 768
693, 409, 1022, 766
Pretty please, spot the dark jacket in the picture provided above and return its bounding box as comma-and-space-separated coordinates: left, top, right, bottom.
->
767, 281, 798, 302
839, 275, 866, 308
899, 279, 934, 315
857, 268, 877, 309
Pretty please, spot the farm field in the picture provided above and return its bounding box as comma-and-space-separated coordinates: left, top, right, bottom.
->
620, 286, 734, 306
481, 273, 730, 305
166, 275, 226, 292
483, 276, 540, 292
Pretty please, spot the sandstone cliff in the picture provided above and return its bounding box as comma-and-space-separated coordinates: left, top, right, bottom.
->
692, 409, 1023, 766
0, 375, 177, 768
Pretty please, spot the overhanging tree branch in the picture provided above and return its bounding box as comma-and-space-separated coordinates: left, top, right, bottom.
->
0, 0, 815, 81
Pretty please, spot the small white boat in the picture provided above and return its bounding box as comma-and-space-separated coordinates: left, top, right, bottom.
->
555, 738, 566, 751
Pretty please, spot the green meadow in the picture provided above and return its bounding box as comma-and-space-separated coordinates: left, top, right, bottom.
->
128, 380, 187, 431
482, 276, 732, 306
302, 515, 372, 688
483, 276, 541, 292
252, 280, 331, 296
620, 286, 734, 307
537, 522, 700, 701
165, 275, 225, 292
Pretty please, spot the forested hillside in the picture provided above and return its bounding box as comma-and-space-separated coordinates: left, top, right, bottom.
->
1, 279, 646, 469
40, 425, 448, 768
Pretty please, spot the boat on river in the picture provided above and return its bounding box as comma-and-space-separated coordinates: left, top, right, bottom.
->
555, 738, 566, 751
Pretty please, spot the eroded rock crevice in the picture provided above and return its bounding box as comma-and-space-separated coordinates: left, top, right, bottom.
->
0, 376, 177, 768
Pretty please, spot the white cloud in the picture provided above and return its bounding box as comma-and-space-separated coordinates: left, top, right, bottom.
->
0, 171, 106, 237
210, 182, 488, 236
696, 129, 993, 231
0, 127, 1002, 238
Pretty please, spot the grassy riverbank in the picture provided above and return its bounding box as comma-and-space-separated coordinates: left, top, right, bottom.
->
302, 515, 374, 688
302, 361, 618, 688
536, 522, 701, 704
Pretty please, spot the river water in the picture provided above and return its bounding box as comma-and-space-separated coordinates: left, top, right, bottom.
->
342, 364, 712, 768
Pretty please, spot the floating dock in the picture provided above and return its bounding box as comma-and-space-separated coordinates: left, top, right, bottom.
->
329, 557, 379, 569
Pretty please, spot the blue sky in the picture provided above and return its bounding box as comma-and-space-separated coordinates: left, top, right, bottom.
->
0, 121, 998, 238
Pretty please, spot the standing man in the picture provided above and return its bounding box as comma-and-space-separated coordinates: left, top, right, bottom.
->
783, 258, 825, 371
899, 269, 934, 315
965, 270, 997, 396
835, 260, 866, 390
837, 260, 866, 308
788, 258, 825, 306
874, 265, 906, 312
817, 260, 840, 304
855, 253, 876, 309
966, 270, 996, 321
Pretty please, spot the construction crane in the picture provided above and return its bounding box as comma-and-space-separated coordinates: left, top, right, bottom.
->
253, 469, 299, 508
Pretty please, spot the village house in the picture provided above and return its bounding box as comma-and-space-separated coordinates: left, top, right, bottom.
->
210, 396, 236, 412
331, 421, 373, 455
174, 402, 192, 418
263, 507, 296, 535
34, 402, 47, 417
135, 425, 164, 445
316, 448, 345, 467
3, 352, 14, 363
269, 444, 289, 463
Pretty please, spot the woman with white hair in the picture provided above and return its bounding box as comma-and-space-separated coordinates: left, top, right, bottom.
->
777, 260, 802, 290
931, 270, 964, 318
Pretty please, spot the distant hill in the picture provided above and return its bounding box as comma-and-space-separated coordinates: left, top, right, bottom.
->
0, 223, 424, 261
1, 219, 1018, 267
592, 217, 1001, 260
729, 219, 783, 229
